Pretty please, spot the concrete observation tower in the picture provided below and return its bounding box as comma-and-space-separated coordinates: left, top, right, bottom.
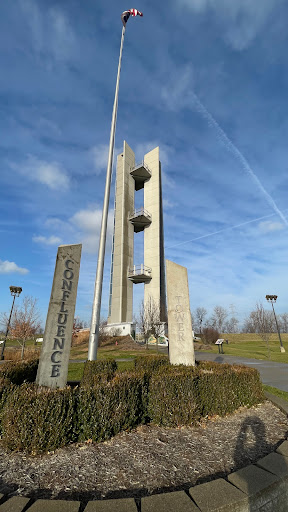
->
106, 141, 166, 336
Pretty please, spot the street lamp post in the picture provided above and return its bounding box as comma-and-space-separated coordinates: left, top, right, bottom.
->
265, 295, 285, 353
1, 286, 22, 360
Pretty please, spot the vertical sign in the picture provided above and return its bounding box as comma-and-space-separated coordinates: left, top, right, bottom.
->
166, 260, 195, 366
36, 244, 82, 388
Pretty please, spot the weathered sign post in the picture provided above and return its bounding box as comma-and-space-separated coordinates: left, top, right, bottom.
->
36, 244, 82, 388
166, 259, 195, 366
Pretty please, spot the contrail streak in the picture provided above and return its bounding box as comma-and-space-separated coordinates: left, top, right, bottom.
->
166, 212, 277, 249
191, 92, 288, 227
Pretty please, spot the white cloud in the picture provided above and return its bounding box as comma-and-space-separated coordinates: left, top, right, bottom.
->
91, 144, 109, 175
0, 260, 29, 275
19, 0, 75, 60
71, 208, 104, 232
70, 206, 114, 254
161, 66, 194, 112
258, 221, 284, 234
163, 198, 176, 210
43, 206, 114, 254
12, 155, 70, 190
91, 144, 122, 175
32, 235, 62, 245
175, 0, 281, 50
49, 7, 75, 60
162, 171, 175, 189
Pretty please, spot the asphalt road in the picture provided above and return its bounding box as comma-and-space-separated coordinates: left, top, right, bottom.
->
194, 351, 288, 392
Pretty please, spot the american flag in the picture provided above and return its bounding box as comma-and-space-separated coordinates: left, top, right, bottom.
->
121, 9, 143, 26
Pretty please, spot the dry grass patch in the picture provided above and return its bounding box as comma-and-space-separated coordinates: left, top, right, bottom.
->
4, 348, 40, 362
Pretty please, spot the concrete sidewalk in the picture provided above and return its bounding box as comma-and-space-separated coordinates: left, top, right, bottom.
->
195, 351, 288, 392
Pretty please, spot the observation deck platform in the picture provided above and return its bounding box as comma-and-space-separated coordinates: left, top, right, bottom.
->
130, 161, 152, 191
128, 264, 152, 284
129, 208, 152, 233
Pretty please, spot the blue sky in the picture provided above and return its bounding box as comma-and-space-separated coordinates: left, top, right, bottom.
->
1, 0, 288, 328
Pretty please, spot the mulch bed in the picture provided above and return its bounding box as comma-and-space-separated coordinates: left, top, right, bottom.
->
0, 400, 287, 502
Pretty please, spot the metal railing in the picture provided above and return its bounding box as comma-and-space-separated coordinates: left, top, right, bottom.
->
128, 264, 152, 277
129, 208, 152, 220
131, 160, 152, 175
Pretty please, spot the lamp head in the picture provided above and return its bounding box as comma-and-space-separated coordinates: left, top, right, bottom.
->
266, 294, 278, 303
9, 286, 22, 297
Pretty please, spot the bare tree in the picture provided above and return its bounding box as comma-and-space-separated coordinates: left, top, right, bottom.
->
201, 327, 220, 345
195, 307, 207, 334
1, 296, 41, 359
210, 306, 228, 333
224, 316, 239, 333
247, 302, 274, 357
138, 296, 163, 348
280, 313, 288, 333
242, 311, 258, 333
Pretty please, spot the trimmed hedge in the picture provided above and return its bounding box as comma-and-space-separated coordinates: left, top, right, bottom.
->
81, 359, 117, 387
0, 378, 14, 436
134, 355, 169, 373
76, 371, 146, 443
148, 366, 201, 426
2, 383, 76, 453
0, 357, 265, 453
0, 359, 39, 385
148, 362, 264, 426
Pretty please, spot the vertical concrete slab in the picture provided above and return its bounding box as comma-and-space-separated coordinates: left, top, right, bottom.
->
144, 147, 166, 321
108, 141, 135, 324
166, 260, 195, 366
36, 244, 82, 388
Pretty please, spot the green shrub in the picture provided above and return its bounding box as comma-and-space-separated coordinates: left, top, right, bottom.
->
0, 358, 264, 454
0, 359, 39, 385
2, 384, 76, 453
196, 362, 264, 416
148, 365, 201, 426
76, 371, 146, 443
148, 362, 264, 426
0, 378, 14, 435
81, 359, 117, 387
134, 355, 168, 373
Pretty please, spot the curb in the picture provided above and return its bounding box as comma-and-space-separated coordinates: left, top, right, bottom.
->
0, 393, 287, 511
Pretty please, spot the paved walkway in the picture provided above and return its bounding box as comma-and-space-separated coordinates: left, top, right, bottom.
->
70, 350, 288, 392
195, 351, 288, 392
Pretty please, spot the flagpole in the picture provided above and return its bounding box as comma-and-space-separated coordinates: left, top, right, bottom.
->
88, 25, 126, 361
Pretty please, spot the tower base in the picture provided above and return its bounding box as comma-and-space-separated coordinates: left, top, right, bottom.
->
104, 322, 136, 338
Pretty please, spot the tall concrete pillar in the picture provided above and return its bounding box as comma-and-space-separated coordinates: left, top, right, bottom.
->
108, 141, 135, 324
144, 147, 166, 321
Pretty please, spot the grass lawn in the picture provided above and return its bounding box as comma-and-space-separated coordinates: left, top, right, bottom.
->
67, 359, 136, 381
263, 385, 288, 402
69, 342, 166, 362
197, 333, 288, 364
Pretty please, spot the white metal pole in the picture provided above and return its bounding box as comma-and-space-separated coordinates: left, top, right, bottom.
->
88, 25, 126, 361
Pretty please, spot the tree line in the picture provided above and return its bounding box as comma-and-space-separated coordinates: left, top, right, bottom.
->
0, 296, 42, 359
192, 304, 288, 334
